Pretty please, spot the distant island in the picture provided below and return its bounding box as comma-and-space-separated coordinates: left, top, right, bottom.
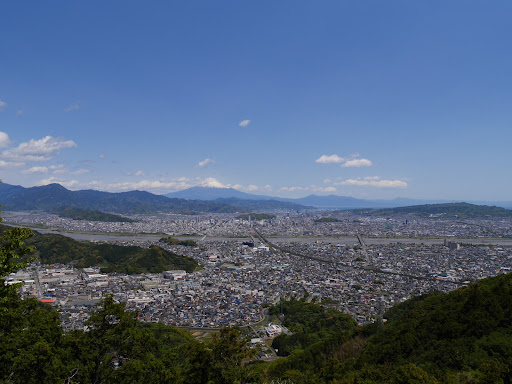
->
52, 206, 136, 223
354, 202, 512, 218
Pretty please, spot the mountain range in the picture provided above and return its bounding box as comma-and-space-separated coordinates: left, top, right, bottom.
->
166, 186, 512, 209
165, 186, 404, 208
0, 183, 240, 214
2, 183, 512, 214
0, 183, 308, 213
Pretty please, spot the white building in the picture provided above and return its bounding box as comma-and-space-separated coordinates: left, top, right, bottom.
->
265, 323, 282, 337
163, 270, 187, 280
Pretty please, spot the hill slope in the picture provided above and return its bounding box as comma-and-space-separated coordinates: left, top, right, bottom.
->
51, 207, 136, 222
0, 225, 198, 274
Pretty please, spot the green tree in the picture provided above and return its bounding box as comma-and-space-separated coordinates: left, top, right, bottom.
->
0, 207, 68, 383
210, 327, 256, 384
0, 296, 67, 383
66, 295, 160, 383
0, 224, 35, 303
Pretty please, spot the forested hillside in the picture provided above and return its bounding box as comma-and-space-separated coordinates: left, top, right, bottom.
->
356, 202, 512, 218
270, 300, 356, 356
52, 206, 137, 222
0, 224, 198, 274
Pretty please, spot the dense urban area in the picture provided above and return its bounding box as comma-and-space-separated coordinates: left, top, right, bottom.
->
5, 210, 512, 343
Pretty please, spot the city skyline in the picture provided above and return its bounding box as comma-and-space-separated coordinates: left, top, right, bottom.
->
1, 1, 511, 200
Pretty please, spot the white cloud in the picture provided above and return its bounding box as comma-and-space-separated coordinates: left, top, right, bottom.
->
362, 176, 381, 181
50, 164, 65, 172
75, 177, 228, 193
280, 185, 338, 194
71, 169, 90, 175
107, 179, 193, 191
199, 177, 228, 188
59, 180, 81, 188
0, 100, 6, 111
108, 177, 233, 192
64, 102, 80, 112
0, 132, 11, 148
196, 158, 215, 168
323, 179, 332, 184
316, 154, 345, 164
23, 166, 50, 174
98, 154, 105, 159
24, 164, 87, 175
280, 186, 306, 192
309, 185, 337, 193
231, 183, 273, 193
334, 177, 407, 188
341, 158, 373, 168
316, 153, 373, 168
0, 160, 24, 168
239, 120, 250, 128
1, 136, 77, 162
134, 171, 145, 177
84, 180, 103, 188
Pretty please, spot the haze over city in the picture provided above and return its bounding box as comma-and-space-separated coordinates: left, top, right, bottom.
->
1, 1, 511, 200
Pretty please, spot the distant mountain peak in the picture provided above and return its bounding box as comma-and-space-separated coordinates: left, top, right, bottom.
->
198, 178, 229, 189
38, 183, 68, 190
165, 185, 265, 201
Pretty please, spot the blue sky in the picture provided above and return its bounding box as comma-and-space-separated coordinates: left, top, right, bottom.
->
1, 1, 511, 200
